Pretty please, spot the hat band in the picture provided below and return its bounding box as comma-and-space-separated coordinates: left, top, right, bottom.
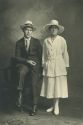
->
24, 24, 33, 27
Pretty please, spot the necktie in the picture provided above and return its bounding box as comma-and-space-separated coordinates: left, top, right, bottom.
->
25, 39, 30, 51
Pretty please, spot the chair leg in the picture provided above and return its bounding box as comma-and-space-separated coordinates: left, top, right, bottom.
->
17, 90, 23, 112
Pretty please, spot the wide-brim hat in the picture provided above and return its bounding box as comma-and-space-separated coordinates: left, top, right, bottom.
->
44, 20, 64, 34
20, 20, 36, 31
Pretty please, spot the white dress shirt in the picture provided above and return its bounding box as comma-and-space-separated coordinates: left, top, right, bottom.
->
24, 37, 31, 51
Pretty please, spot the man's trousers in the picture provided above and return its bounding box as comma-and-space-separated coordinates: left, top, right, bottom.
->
17, 64, 41, 105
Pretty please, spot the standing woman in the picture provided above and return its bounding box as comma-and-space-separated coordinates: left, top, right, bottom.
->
40, 20, 69, 115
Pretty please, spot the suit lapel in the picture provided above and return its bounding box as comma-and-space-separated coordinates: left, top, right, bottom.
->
28, 37, 33, 52
20, 38, 27, 53
21, 38, 25, 46
21, 37, 34, 53
22, 37, 30, 52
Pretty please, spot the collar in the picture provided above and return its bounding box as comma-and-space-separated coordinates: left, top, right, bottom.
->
24, 37, 31, 41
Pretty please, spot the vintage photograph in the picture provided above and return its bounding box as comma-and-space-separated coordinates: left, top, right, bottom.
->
0, 0, 83, 125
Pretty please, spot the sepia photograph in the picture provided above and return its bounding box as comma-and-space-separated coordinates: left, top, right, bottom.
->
0, 0, 83, 125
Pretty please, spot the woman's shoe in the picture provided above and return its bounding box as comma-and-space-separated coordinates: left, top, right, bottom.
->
53, 110, 59, 115
46, 107, 53, 112
53, 106, 59, 115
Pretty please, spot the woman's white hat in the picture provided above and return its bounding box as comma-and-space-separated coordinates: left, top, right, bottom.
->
20, 20, 36, 31
44, 20, 64, 34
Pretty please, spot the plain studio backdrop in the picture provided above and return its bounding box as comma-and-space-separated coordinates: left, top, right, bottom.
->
0, 0, 83, 104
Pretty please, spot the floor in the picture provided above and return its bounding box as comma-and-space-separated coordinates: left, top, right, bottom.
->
0, 98, 83, 125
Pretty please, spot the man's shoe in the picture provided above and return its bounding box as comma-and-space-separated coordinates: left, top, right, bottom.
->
29, 111, 36, 116
29, 105, 37, 116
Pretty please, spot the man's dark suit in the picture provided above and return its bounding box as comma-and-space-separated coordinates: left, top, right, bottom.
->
15, 37, 42, 107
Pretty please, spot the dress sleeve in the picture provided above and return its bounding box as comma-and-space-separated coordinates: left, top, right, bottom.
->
63, 40, 69, 67
42, 40, 47, 67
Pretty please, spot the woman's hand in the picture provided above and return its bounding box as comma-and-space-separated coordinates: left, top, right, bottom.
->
42, 62, 47, 70
66, 67, 69, 72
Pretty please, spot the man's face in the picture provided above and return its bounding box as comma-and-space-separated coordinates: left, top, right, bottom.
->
49, 25, 59, 36
23, 27, 33, 38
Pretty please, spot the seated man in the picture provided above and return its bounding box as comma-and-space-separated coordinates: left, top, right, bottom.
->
15, 20, 42, 115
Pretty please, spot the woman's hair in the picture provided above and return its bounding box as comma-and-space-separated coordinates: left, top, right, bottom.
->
48, 25, 59, 31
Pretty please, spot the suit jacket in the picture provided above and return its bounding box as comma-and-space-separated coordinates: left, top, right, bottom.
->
15, 37, 42, 67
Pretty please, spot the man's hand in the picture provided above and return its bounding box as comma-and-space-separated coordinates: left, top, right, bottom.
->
27, 60, 36, 66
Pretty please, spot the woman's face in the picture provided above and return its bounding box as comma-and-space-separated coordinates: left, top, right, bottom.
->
49, 25, 59, 36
